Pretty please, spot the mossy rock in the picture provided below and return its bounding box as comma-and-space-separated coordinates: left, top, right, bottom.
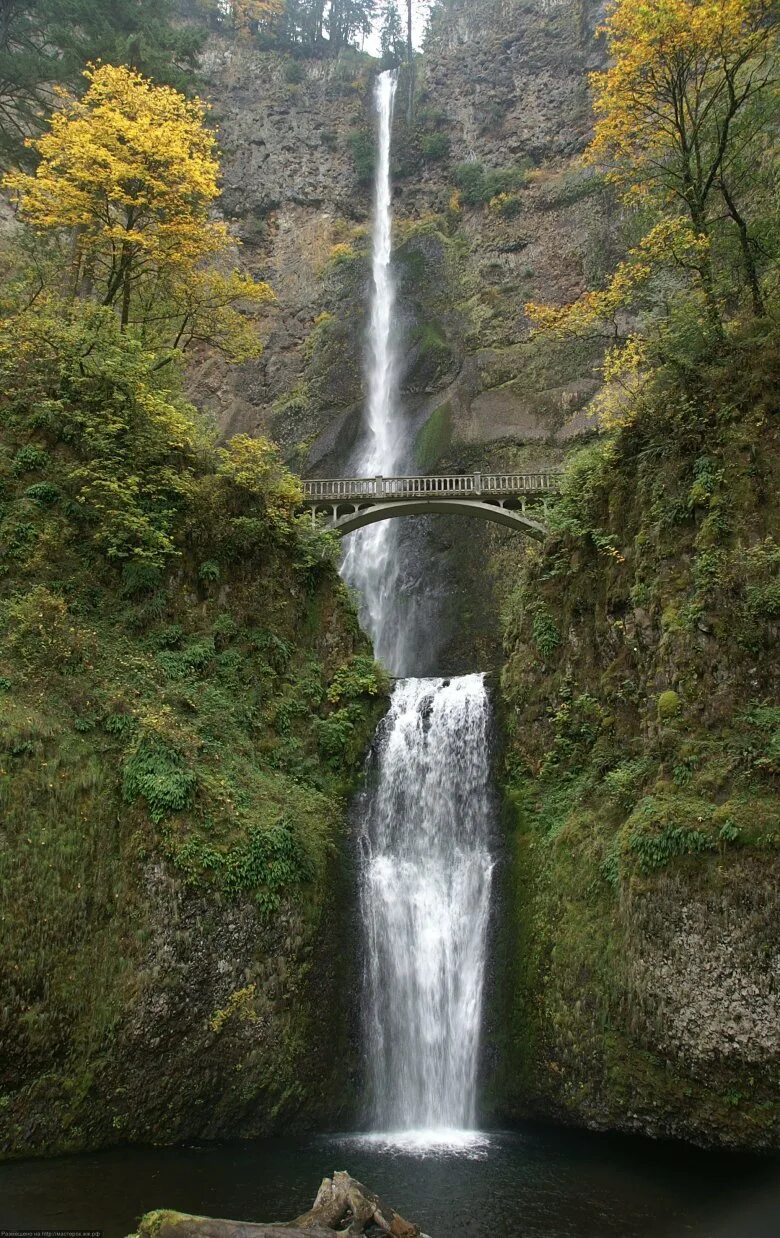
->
403, 323, 458, 395
414, 402, 454, 471
657, 689, 682, 720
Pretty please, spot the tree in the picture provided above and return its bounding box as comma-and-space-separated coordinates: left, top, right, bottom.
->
216, 0, 285, 37
0, 0, 204, 168
379, 0, 405, 65
406, 0, 414, 121
5, 64, 272, 360
327, 0, 376, 51
526, 0, 779, 420
588, 0, 778, 318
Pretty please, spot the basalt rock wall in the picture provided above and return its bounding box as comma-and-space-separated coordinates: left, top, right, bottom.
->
193, 1, 613, 671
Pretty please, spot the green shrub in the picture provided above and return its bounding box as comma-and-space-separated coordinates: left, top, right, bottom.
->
489, 191, 522, 218
2, 585, 85, 671
327, 654, 387, 703
602, 759, 649, 809
318, 705, 363, 762
349, 130, 375, 183
198, 559, 220, 583
283, 59, 305, 84
24, 481, 60, 505
628, 822, 712, 872
420, 132, 450, 161
531, 606, 561, 661
172, 820, 314, 912
454, 162, 487, 205
454, 160, 531, 206
11, 445, 49, 476
156, 640, 215, 679
122, 736, 197, 822
148, 623, 184, 650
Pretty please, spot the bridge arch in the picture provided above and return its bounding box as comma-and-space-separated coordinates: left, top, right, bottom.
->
303, 471, 560, 541
330, 498, 548, 539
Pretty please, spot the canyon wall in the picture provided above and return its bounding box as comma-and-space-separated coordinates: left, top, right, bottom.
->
192, 0, 780, 1149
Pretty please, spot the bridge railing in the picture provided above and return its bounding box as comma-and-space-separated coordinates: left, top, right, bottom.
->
302, 472, 562, 502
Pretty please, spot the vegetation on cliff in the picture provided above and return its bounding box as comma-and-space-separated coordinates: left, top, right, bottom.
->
0, 62, 385, 1157
494, 0, 780, 1148
496, 324, 780, 1146
0, 0, 205, 166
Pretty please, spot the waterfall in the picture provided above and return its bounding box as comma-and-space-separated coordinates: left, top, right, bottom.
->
360, 676, 495, 1139
341, 71, 496, 1146
341, 69, 408, 673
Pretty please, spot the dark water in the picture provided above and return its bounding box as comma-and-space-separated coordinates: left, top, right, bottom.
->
2, 1127, 779, 1238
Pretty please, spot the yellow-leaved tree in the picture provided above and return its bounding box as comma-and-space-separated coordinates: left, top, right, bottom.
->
526, 0, 778, 422
589, 0, 776, 317
4, 63, 273, 360
224, 0, 285, 36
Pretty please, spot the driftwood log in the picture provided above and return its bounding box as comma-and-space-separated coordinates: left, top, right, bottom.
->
133, 1171, 430, 1238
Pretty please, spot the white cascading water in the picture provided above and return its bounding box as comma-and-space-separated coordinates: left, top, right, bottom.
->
340, 70, 407, 672
342, 71, 495, 1146
361, 676, 494, 1141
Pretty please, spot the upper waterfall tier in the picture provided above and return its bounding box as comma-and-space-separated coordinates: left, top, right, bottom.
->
340, 69, 409, 672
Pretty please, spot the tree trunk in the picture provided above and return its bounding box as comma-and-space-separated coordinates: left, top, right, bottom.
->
120, 253, 132, 329
718, 178, 765, 318
134, 1172, 428, 1238
684, 198, 722, 335
293, 1171, 421, 1235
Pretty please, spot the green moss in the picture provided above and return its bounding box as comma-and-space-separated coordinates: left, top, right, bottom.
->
414, 402, 453, 471
657, 689, 682, 720
494, 330, 780, 1147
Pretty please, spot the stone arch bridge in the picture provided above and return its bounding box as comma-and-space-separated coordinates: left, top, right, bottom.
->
303, 471, 562, 540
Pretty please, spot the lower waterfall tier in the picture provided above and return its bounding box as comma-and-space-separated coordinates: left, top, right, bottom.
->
360, 674, 495, 1134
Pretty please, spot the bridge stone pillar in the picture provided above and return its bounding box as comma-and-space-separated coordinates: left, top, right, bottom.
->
473, 470, 482, 496
375, 475, 385, 498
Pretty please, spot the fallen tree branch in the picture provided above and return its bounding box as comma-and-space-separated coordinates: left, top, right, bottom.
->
132, 1171, 429, 1238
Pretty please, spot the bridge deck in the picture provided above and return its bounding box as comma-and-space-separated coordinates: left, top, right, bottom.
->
303, 471, 562, 503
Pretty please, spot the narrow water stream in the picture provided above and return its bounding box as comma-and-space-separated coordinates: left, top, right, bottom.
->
340, 69, 406, 671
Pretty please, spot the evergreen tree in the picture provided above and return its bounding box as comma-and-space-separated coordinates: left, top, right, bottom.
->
405, 0, 414, 121
0, 0, 204, 168
327, 0, 376, 51
276, 0, 327, 50
379, 0, 404, 65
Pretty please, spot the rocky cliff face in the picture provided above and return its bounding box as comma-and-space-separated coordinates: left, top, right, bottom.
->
191, 1, 617, 671
185, 42, 373, 458
109, 0, 778, 1154
196, 1, 613, 472
490, 340, 780, 1148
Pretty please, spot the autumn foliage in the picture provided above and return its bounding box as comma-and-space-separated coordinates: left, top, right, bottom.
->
4, 64, 272, 358
526, 0, 778, 422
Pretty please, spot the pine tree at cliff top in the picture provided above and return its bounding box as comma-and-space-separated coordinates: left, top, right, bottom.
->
0, 0, 204, 167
